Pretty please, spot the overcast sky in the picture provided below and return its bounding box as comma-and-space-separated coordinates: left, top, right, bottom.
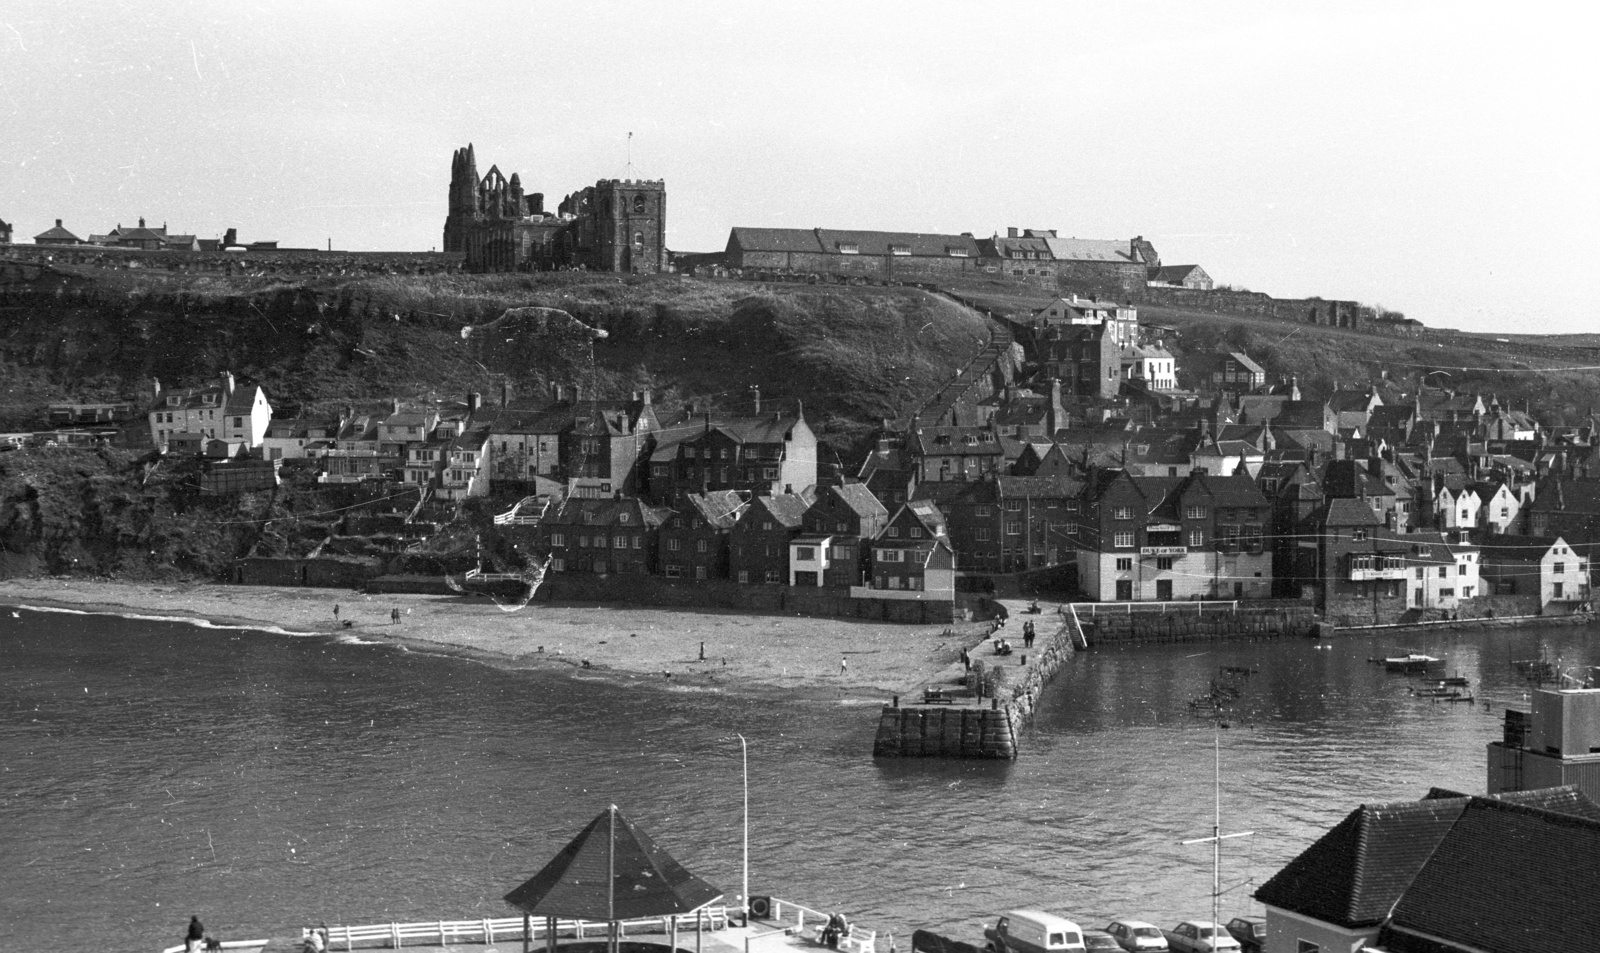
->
4, 2, 1597, 333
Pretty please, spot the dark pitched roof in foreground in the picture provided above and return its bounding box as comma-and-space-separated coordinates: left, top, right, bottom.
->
503, 806, 722, 920
1257, 786, 1600, 933
1382, 796, 1600, 952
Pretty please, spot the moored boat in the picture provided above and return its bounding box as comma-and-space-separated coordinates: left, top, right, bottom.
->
1383, 652, 1445, 673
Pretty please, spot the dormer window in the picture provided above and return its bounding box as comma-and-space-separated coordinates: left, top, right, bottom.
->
619, 512, 631, 523
946, 247, 968, 257
202, 394, 216, 405
889, 244, 911, 256
167, 397, 181, 407
837, 242, 859, 255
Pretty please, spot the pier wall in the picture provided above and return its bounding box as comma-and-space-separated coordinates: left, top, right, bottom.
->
874, 614, 1074, 759
1077, 602, 1314, 644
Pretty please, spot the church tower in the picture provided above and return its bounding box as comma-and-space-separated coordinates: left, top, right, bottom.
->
590, 178, 667, 273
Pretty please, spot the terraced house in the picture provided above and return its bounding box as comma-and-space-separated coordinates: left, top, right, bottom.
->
147, 372, 272, 452
1076, 469, 1272, 601
541, 497, 669, 576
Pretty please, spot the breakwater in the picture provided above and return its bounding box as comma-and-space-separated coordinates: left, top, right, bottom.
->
873, 614, 1075, 759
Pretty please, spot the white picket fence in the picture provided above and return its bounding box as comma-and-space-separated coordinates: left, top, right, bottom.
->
312, 904, 730, 950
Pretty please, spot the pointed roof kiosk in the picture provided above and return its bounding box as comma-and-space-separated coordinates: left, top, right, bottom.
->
504, 805, 724, 953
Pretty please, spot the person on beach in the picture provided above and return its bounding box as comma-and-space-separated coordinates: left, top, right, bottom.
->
840, 656, 848, 676
391, 607, 400, 625
185, 916, 206, 953
960, 646, 970, 670
333, 603, 340, 621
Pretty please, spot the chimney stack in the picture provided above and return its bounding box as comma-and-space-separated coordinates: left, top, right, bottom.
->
392, 397, 401, 415
750, 385, 761, 414
1007, 227, 1019, 239
502, 380, 511, 407
468, 392, 482, 413
221, 371, 235, 394
152, 377, 162, 398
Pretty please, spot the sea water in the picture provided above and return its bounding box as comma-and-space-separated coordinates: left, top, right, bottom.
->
2, 605, 1595, 951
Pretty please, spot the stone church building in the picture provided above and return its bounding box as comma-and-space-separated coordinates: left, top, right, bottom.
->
443, 143, 666, 274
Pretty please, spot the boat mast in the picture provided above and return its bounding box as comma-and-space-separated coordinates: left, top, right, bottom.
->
1182, 720, 1253, 929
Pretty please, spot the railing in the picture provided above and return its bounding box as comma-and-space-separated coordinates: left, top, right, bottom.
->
493, 495, 545, 526
752, 898, 880, 953
1069, 600, 1240, 616
313, 904, 730, 950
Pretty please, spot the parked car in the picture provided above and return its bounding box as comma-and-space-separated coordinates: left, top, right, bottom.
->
1223, 918, 1264, 953
1082, 930, 1122, 953
985, 911, 1088, 953
1103, 921, 1168, 953
1162, 921, 1240, 953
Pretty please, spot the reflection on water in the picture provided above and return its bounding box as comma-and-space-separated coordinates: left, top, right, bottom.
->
1, 607, 1594, 949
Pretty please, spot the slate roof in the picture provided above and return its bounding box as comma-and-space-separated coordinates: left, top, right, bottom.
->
997, 474, 1084, 500
1257, 788, 1600, 933
754, 490, 814, 528
681, 489, 748, 529
1318, 497, 1382, 527
34, 222, 82, 242
728, 226, 981, 258
503, 806, 722, 920
1476, 533, 1562, 561
1151, 264, 1205, 283
1040, 236, 1142, 264
1381, 797, 1600, 951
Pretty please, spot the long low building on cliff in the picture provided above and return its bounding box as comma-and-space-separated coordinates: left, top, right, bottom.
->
722, 226, 1153, 294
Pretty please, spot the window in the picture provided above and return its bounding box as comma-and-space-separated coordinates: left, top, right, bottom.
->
233, 417, 243, 428
1157, 556, 1174, 571
633, 231, 644, 246
832, 545, 850, 559
695, 540, 706, 553
551, 558, 565, 572
1555, 562, 1565, 574
632, 194, 646, 213
876, 550, 903, 562
550, 533, 565, 547
1189, 529, 1204, 547
1114, 531, 1134, 548
887, 526, 900, 538
1113, 506, 1134, 520
837, 242, 860, 255
663, 565, 682, 578
1416, 567, 1424, 579
909, 527, 922, 539
976, 527, 991, 541
764, 570, 781, 584
633, 536, 642, 549
578, 535, 589, 549
738, 571, 749, 584
619, 512, 631, 523
797, 547, 815, 561
1116, 557, 1133, 571
1353, 529, 1368, 541
668, 538, 682, 552
1438, 566, 1448, 578
1297, 942, 1321, 953
975, 505, 992, 517
1440, 588, 1454, 597
889, 244, 911, 256
1006, 521, 1022, 535
1458, 563, 1467, 575
1005, 500, 1022, 511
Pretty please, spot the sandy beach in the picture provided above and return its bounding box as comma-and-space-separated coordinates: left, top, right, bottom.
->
0, 578, 1002, 696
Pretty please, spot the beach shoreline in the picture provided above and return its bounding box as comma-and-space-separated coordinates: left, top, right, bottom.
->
0, 577, 986, 696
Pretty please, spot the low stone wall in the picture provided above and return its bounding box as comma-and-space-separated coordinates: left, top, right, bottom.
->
537, 572, 955, 624
233, 556, 381, 588
1077, 602, 1315, 645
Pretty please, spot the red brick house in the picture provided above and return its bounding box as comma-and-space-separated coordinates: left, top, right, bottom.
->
795, 484, 890, 587
865, 501, 955, 597
646, 407, 817, 504
541, 496, 670, 576
728, 489, 814, 585
657, 490, 746, 581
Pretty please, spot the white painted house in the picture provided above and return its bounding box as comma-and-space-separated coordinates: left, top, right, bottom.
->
148, 373, 272, 453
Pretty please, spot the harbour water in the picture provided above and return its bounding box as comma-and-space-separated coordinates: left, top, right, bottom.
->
3, 605, 1596, 952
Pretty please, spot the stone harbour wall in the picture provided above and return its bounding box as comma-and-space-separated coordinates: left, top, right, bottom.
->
873, 614, 1074, 759
1078, 602, 1315, 644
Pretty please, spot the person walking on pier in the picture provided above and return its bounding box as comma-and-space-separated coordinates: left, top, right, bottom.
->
185, 916, 206, 953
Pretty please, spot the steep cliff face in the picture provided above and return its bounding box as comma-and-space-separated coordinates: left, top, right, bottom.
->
0, 271, 990, 456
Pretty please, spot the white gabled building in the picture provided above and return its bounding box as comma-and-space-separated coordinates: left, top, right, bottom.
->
1473, 481, 1520, 535
1405, 531, 1481, 611
148, 372, 272, 453
1435, 484, 1479, 531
